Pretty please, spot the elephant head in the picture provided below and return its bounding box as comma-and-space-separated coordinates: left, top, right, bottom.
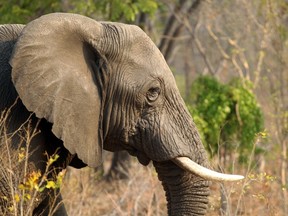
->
10, 13, 243, 215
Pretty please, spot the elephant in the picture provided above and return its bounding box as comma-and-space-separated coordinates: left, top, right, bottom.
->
0, 13, 243, 215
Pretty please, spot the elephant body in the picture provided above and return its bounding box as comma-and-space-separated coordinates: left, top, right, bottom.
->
0, 13, 242, 215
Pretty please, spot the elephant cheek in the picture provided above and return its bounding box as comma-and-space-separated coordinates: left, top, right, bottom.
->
138, 115, 195, 163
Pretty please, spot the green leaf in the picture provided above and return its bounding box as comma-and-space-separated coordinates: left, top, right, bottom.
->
187, 76, 264, 162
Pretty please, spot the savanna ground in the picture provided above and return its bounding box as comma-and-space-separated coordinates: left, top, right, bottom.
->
0, 120, 284, 216
61, 151, 283, 216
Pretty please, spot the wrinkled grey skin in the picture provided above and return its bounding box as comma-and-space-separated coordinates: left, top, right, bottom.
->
0, 13, 210, 215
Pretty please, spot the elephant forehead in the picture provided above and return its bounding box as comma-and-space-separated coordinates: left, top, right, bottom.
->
123, 51, 172, 81
107, 24, 177, 89
130, 42, 165, 67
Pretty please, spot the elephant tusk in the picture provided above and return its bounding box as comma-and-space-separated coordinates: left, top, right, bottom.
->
172, 157, 244, 182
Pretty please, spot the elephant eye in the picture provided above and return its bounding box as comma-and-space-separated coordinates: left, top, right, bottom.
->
146, 87, 161, 102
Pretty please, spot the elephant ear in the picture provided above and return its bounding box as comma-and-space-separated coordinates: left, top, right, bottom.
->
10, 13, 108, 167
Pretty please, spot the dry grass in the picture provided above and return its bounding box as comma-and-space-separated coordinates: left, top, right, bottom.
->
0, 109, 65, 216
62, 153, 285, 216
0, 109, 285, 215
62, 156, 167, 216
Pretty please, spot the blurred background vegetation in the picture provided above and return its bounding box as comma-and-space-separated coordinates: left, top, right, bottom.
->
1, 0, 287, 215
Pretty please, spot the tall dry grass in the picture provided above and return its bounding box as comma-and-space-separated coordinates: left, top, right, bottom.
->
0, 109, 285, 215
0, 109, 64, 215
61, 155, 282, 216
62, 157, 167, 216
62, 141, 284, 216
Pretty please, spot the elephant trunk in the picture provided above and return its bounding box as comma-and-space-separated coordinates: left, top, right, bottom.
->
154, 161, 210, 216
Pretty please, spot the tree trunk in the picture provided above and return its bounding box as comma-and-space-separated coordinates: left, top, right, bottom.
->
158, 0, 202, 64
106, 151, 131, 181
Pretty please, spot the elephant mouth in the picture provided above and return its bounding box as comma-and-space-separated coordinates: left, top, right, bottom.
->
131, 150, 244, 181
125, 144, 244, 182
125, 147, 151, 166
136, 152, 151, 166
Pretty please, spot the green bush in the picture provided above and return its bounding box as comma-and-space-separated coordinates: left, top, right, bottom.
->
187, 76, 264, 162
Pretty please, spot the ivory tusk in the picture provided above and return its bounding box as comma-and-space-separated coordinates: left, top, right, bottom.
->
172, 157, 244, 182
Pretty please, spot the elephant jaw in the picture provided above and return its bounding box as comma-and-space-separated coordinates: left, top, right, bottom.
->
172, 157, 244, 182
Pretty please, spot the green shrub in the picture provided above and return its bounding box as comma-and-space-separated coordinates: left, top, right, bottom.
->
187, 76, 264, 162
